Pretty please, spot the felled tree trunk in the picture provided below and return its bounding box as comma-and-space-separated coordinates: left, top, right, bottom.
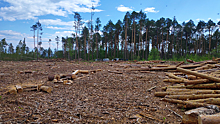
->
162, 98, 219, 109
177, 67, 220, 82
40, 86, 52, 93
165, 94, 220, 100
198, 113, 220, 124
182, 107, 218, 124
156, 90, 220, 97
189, 98, 220, 105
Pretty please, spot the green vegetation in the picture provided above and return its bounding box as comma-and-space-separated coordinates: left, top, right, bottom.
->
1, 11, 220, 61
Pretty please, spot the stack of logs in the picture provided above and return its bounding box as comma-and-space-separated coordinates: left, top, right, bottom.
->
153, 58, 220, 124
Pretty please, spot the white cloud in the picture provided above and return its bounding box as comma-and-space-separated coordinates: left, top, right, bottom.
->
46, 26, 67, 30
106, 15, 110, 16
40, 19, 74, 26
116, 5, 132, 12
0, 18, 2, 21
144, 7, 159, 13
0, 0, 103, 21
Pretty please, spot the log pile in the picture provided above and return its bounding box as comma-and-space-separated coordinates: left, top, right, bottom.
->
151, 59, 220, 124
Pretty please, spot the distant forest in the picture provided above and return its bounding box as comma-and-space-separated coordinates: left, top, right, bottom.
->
1, 10, 220, 61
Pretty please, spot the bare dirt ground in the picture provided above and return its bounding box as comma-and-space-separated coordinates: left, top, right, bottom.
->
0, 60, 184, 124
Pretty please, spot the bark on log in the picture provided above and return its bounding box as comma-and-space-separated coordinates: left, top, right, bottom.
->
40, 86, 52, 93
163, 79, 184, 83
166, 88, 194, 92
190, 98, 220, 105
186, 83, 220, 89
182, 107, 217, 124
194, 64, 216, 70
198, 113, 220, 124
165, 73, 188, 81
177, 67, 220, 82
187, 75, 201, 80
8, 86, 17, 95
162, 98, 218, 109
155, 90, 220, 97
165, 94, 220, 100
176, 61, 185, 67
79, 70, 89, 74
15, 85, 23, 93
179, 62, 206, 69
162, 85, 186, 90
186, 59, 195, 63
184, 79, 211, 86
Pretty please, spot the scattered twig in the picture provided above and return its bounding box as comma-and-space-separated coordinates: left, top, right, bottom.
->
167, 107, 182, 118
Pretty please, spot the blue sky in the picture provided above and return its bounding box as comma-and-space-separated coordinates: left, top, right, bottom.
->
0, 0, 220, 51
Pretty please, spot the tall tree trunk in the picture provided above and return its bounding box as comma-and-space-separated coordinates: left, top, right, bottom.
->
181, 31, 183, 56
84, 34, 87, 60
96, 33, 98, 59
134, 20, 136, 58
105, 35, 107, 58
37, 29, 39, 61
33, 30, 35, 59
125, 19, 128, 60
114, 34, 116, 58
131, 24, 134, 60
161, 30, 164, 58
145, 28, 148, 60
209, 29, 211, 53
185, 33, 188, 57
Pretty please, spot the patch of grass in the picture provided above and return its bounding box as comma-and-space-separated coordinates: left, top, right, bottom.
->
163, 117, 166, 121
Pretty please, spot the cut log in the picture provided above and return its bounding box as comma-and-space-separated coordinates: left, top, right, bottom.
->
162, 98, 218, 109
163, 79, 184, 83
40, 86, 52, 93
166, 88, 194, 92
155, 90, 220, 97
8, 86, 17, 95
96, 69, 102, 72
165, 94, 220, 100
176, 61, 185, 67
79, 70, 89, 74
179, 62, 206, 69
162, 85, 186, 90
156, 65, 169, 67
186, 59, 195, 63
189, 98, 220, 105
186, 83, 220, 89
184, 79, 211, 86
72, 70, 80, 75
194, 64, 216, 70
165, 73, 188, 81
198, 113, 220, 124
15, 85, 23, 93
187, 75, 201, 80
177, 67, 220, 82
22, 85, 38, 91
182, 107, 218, 124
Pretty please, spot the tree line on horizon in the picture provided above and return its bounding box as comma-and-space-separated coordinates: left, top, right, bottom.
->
1, 10, 220, 61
